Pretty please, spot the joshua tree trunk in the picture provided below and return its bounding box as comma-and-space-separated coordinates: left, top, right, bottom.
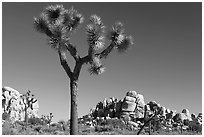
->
70, 79, 79, 135
180, 123, 183, 134
25, 107, 28, 129
58, 50, 84, 135
149, 122, 151, 135
137, 114, 156, 135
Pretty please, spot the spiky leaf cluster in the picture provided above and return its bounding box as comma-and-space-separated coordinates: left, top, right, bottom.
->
86, 15, 106, 75
87, 15, 105, 50
34, 5, 84, 51
88, 56, 105, 75
107, 22, 134, 53
62, 7, 84, 31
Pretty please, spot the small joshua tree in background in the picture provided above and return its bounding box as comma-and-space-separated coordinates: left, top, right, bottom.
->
20, 90, 37, 130
41, 113, 53, 127
137, 105, 161, 135
47, 113, 54, 128
34, 4, 133, 135
58, 120, 67, 131
41, 115, 47, 125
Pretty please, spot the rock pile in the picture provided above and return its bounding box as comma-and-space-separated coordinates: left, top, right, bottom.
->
83, 90, 202, 132
2, 86, 39, 122
89, 91, 146, 121
121, 91, 145, 119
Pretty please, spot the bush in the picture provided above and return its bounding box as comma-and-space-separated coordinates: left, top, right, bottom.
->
2, 112, 10, 121
106, 118, 127, 129
28, 117, 42, 125
58, 120, 68, 131
2, 121, 16, 135
95, 125, 114, 132
188, 121, 202, 132
15, 120, 25, 126
183, 119, 190, 126
41, 126, 58, 134
33, 125, 43, 133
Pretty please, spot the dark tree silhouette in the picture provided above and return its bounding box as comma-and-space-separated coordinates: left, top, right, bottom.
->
47, 113, 54, 128
20, 90, 37, 130
137, 105, 161, 135
34, 4, 133, 135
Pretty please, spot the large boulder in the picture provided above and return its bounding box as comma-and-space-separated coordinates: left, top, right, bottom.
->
121, 91, 146, 119
126, 91, 137, 98
147, 101, 158, 111
121, 101, 136, 112
2, 86, 39, 122
136, 94, 145, 108
160, 106, 166, 117
197, 113, 202, 125
173, 110, 192, 123
124, 96, 136, 102
181, 108, 192, 121
134, 94, 145, 118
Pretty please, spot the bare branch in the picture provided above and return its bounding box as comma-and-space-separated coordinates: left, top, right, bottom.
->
58, 50, 73, 78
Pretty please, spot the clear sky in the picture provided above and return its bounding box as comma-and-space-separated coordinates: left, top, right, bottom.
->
2, 2, 202, 122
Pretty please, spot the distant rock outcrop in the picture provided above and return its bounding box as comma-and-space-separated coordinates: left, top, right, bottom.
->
2, 86, 39, 122
84, 90, 202, 131
121, 91, 145, 119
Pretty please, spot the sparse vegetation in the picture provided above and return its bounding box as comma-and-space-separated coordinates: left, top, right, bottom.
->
2, 117, 202, 135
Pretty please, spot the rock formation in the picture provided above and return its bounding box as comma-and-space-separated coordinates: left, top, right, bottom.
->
2, 86, 39, 122
84, 90, 202, 132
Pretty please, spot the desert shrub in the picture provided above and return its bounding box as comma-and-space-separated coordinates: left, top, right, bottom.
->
18, 128, 36, 135
41, 126, 58, 134
106, 118, 127, 130
2, 112, 10, 121
95, 125, 114, 132
50, 123, 58, 127
188, 121, 202, 132
150, 117, 162, 132
50, 122, 64, 131
15, 120, 25, 127
183, 119, 190, 126
28, 117, 42, 125
2, 121, 16, 135
58, 120, 68, 131
33, 125, 43, 133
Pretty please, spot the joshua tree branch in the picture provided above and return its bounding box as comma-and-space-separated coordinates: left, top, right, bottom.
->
81, 55, 91, 65
81, 42, 115, 65
73, 60, 83, 80
96, 42, 115, 59
58, 50, 73, 79
88, 45, 95, 59
137, 111, 157, 135
66, 43, 80, 62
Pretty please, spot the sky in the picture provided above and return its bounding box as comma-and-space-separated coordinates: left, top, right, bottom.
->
2, 2, 202, 122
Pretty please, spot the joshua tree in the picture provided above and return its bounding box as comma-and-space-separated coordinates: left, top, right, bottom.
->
137, 105, 161, 135
20, 90, 37, 129
47, 113, 54, 128
58, 120, 67, 131
41, 115, 47, 125
34, 4, 133, 135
